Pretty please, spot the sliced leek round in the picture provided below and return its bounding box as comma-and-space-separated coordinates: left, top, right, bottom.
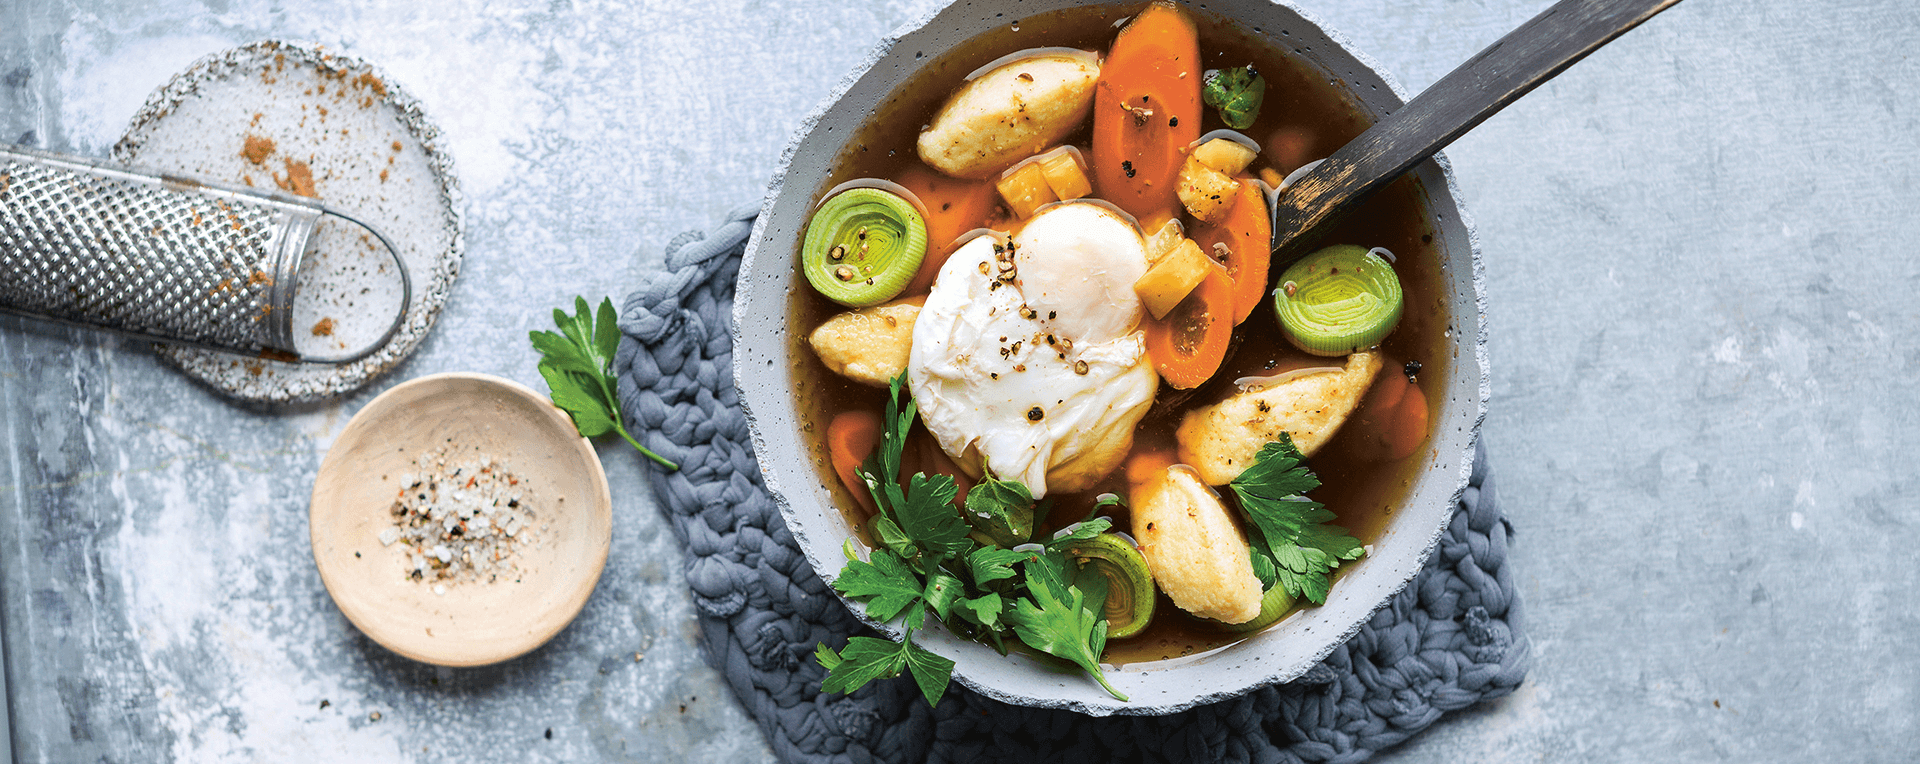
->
1273, 244, 1403, 356
802, 187, 928, 307
1211, 583, 1296, 633
1064, 533, 1155, 639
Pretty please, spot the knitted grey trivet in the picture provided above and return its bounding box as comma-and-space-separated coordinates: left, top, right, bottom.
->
614, 204, 1529, 764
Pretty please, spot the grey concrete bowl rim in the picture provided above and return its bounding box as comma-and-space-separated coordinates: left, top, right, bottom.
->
734, 0, 1489, 716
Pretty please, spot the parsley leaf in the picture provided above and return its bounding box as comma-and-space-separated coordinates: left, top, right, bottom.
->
967, 547, 1025, 586
963, 477, 1036, 545
1231, 433, 1322, 499
1006, 550, 1126, 701
832, 548, 924, 622
817, 627, 956, 708
815, 641, 844, 672
956, 592, 1006, 632
530, 297, 677, 470
820, 373, 968, 707
819, 637, 910, 697
902, 639, 957, 707
923, 571, 965, 622
1227, 435, 1365, 604
858, 374, 916, 511
1201, 64, 1267, 130
856, 376, 971, 564
1247, 544, 1279, 589
895, 472, 973, 561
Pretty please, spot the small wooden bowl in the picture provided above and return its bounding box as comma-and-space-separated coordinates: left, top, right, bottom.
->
310, 372, 611, 666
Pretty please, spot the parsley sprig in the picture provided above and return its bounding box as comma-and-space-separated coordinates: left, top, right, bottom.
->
1006, 549, 1123, 699
1227, 434, 1365, 604
529, 297, 678, 470
817, 373, 1124, 706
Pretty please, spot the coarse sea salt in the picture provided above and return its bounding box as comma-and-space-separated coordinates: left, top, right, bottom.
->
385, 445, 540, 587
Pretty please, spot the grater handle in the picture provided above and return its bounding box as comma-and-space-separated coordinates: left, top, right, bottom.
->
0, 144, 410, 364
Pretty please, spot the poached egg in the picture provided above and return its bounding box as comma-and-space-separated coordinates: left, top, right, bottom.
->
908, 201, 1158, 497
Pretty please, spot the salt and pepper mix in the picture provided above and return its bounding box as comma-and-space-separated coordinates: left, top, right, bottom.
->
380, 446, 542, 593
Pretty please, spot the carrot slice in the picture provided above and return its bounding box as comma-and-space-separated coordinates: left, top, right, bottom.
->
895, 163, 999, 295
1363, 365, 1410, 420
827, 410, 882, 518
1091, 1, 1202, 223
912, 428, 977, 502
1339, 366, 1428, 462
1384, 380, 1429, 461
1125, 449, 1177, 486
1191, 180, 1272, 325
1143, 262, 1234, 389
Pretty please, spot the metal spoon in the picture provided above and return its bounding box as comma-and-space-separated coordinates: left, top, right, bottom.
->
1270, 0, 1684, 261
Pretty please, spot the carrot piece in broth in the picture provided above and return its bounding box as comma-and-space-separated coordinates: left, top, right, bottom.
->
1384, 379, 1429, 461
1337, 364, 1429, 462
1191, 180, 1272, 325
1143, 261, 1234, 389
910, 428, 978, 502
896, 163, 1000, 295
1091, 1, 1202, 223
827, 410, 882, 518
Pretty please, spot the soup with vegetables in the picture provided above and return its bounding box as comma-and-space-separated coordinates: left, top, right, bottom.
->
796, 1, 1449, 705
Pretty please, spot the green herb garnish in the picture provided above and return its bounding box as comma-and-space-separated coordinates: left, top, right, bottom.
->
816, 636, 954, 707
818, 373, 1127, 706
963, 477, 1037, 546
832, 548, 926, 623
1202, 64, 1266, 130
1007, 549, 1124, 700
1227, 434, 1365, 604
530, 297, 678, 470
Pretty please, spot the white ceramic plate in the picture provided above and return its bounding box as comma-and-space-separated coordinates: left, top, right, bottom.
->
310, 373, 610, 667
114, 40, 464, 404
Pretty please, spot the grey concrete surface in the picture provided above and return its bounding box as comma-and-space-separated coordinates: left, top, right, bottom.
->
1, 0, 1916, 761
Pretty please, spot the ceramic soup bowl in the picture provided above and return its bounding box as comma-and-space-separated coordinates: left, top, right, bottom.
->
735, 0, 1487, 716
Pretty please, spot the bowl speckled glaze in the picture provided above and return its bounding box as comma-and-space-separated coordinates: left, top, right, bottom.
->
735, 0, 1488, 716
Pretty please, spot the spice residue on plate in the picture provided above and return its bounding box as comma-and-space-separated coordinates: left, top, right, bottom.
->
274, 156, 317, 197
381, 446, 542, 589
241, 134, 275, 165
311, 317, 335, 336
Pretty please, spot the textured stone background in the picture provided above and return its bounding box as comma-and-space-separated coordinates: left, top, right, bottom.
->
2, 0, 1916, 761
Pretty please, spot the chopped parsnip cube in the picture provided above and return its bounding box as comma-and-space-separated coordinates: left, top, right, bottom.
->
1134, 238, 1212, 320
1144, 217, 1186, 265
1192, 138, 1258, 176
1038, 150, 1093, 200
1176, 156, 1238, 223
1259, 167, 1285, 189
996, 161, 1057, 219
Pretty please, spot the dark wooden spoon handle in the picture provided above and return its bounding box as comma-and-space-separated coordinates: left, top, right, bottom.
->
1270, 0, 1683, 261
